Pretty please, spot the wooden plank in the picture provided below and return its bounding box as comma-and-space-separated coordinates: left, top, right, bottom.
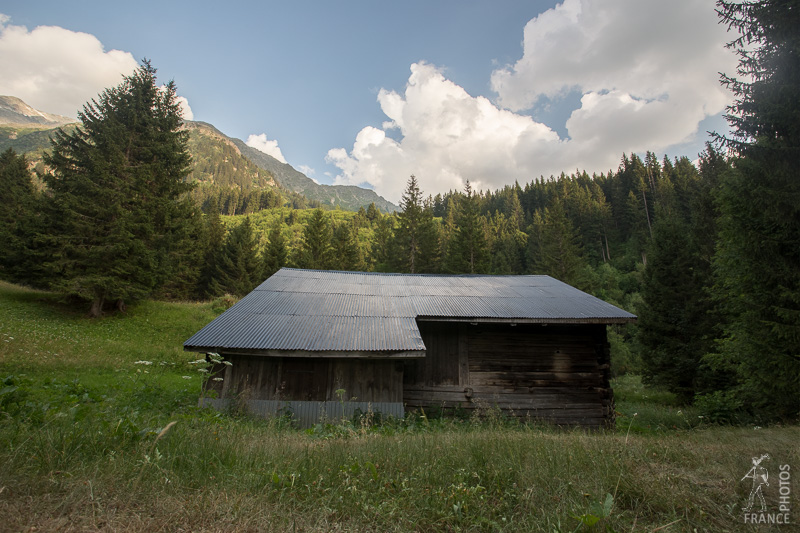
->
281, 359, 329, 401
329, 359, 403, 403
412, 321, 461, 387
458, 323, 469, 386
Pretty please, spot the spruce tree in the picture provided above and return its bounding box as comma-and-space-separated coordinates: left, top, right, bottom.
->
366, 202, 380, 221
294, 208, 333, 270
262, 224, 288, 279
444, 182, 490, 274
638, 214, 704, 402
209, 217, 262, 297
390, 176, 440, 273
370, 215, 394, 272
43, 60, 195, 315
331, 223, 361, 271
711, 0, 800, 419
527, 202, 587, 288
0, 148, 45, 285
197, 201, 227, 298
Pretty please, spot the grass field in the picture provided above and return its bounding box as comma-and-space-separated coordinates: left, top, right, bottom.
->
1, 281, 797, 532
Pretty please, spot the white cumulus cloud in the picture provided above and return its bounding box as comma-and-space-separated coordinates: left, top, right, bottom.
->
246, 133, 288, 164
175, 95, 194, 121
0, 15, 139, 118
328, 0, 736, 204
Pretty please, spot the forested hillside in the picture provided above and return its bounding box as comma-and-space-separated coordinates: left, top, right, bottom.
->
0, 109, 396, 213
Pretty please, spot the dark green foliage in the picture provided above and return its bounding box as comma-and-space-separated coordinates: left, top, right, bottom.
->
197, 203, 227, 298
262, 225, 288, 279
637, 145, 730, 402
366, 202, 381, 221
209, 217, 262, 297
709, 0, 800, 420
716, 0, 800, 155
638, 216, 703, 402
526, 202, 587, 288
294, 208, 333, 270
488, 212, 525, 275
370, 214, 394, 272
330, 223, 362, 271
42, 60, 196, 316
390, 176, 440, 273
0, 148, 46, 285
444, 182, 490, 274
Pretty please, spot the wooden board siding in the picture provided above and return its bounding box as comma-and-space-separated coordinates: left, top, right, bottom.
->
403, 321, 462, 387
206, 355, 403, 404
404, 322, 614, 427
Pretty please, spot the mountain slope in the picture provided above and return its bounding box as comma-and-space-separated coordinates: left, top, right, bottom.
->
231, 138, 397, 212
0, 95, 75, 127
0, 96, 396, 212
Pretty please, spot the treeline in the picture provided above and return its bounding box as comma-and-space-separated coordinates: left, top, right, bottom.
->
190, 184, 320, 216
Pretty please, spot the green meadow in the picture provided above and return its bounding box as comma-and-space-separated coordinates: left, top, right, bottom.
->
1, 281, 797, 532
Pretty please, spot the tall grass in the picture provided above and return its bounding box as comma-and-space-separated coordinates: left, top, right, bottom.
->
1, 281, 797, 532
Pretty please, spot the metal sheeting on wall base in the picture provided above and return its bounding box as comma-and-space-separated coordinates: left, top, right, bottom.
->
199, 398, 404, 428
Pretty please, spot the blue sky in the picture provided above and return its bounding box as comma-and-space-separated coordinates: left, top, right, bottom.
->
0, 0, 736, 203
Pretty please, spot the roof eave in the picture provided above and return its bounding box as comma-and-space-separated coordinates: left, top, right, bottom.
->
183, 346, 427, 359
414, 316, 637, 325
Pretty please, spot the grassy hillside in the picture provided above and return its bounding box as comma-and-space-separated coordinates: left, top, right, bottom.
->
0, 282, 797, 532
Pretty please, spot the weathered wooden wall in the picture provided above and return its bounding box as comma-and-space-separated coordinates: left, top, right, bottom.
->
202, 321, 614, 427
206, 356, 404, 404
404, 321, 613, 427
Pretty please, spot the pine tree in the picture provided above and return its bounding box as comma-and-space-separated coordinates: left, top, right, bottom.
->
370, 215, 394, 272
639, 213, 708, 402
262, 224, 288, 279
711, 0, 800, 419
295, 208, 333, 270
527, 202, 587, 288
444, 181, 490, 274
366, 202, 380, 221
0, 148, 46, 285
197, 202, 227, 298
209, 217, 262, 297
331, 223, 361, 271
43, 60, 195, 316
390, 176, 440, 273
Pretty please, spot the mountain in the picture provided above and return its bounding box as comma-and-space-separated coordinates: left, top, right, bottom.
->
0, 95, 75, 127
0, 96, 397, 212
231, 138, 397, 213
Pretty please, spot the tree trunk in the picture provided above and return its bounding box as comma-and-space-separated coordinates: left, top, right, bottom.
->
89, 297, 104, 318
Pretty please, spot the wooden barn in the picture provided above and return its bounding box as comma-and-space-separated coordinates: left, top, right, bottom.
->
184, 268, 636, 428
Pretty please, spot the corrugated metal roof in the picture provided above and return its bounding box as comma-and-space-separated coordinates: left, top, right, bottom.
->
184, 268, 636, 355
